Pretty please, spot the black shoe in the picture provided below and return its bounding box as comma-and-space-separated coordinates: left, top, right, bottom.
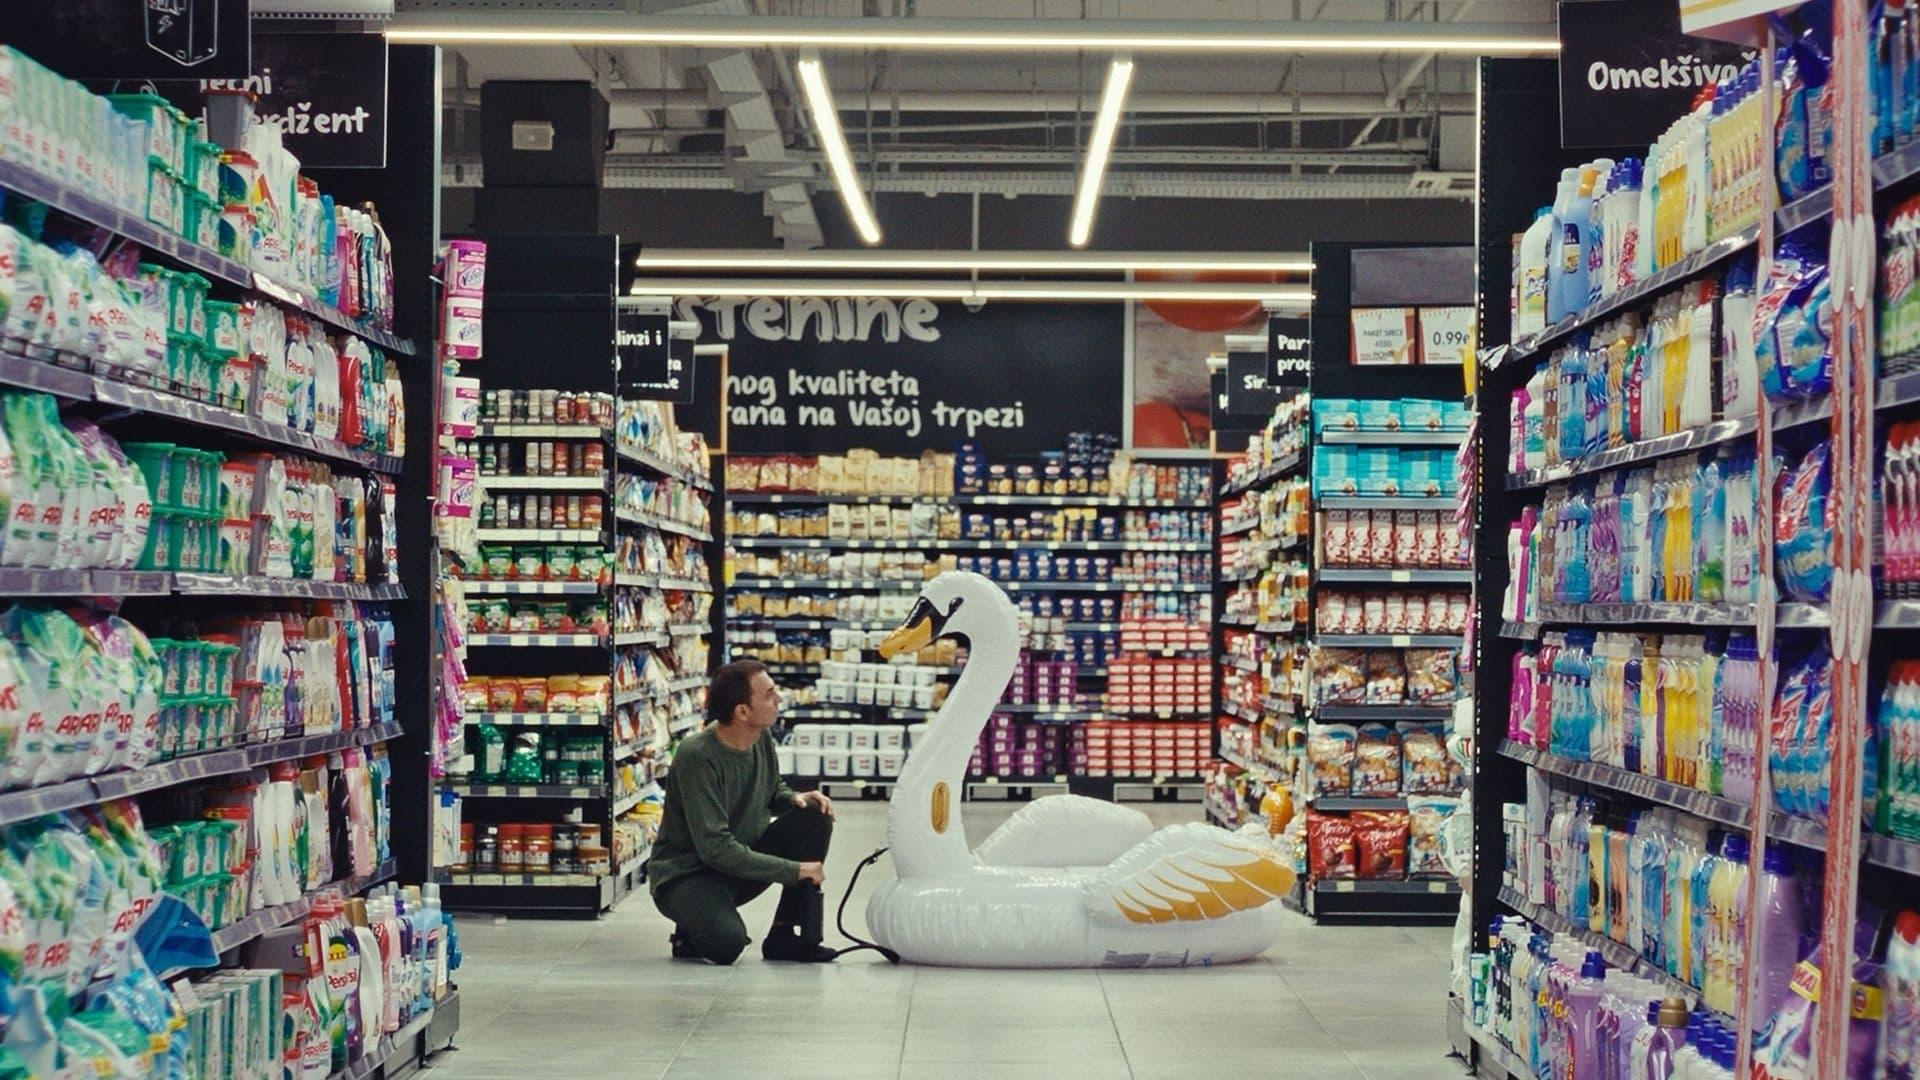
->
761, 932, 837, 963
670, 933, 701, 961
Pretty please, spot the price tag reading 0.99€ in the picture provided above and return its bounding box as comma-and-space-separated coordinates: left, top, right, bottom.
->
1417, 306, 1475, 366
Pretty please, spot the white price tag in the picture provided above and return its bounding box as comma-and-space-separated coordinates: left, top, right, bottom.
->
1334, 880, 1357, 893
1391, 634, 1412, 647
1417, 307, 1475, 366
1428, 881, 1450, 894
1391, 569, 1412, 583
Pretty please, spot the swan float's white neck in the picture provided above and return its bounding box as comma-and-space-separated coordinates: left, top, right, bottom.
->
888, 580, 1021, 879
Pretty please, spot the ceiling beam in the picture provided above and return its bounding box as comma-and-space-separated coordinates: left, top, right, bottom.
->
388, 11, 1557, 54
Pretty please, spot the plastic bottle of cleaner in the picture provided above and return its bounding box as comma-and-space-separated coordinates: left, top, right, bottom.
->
1630, 999, 1664, 1080
1706, 834, 1749, 1014
1753, 845, 1807, 1036
1568, 951, 1608, 1079
1548, 170, 1579, 323
1585, 158, 1618, 308
1883, 910, 1920, 1078
1561, 164, 1600, 321
1518, 206, 1556, 339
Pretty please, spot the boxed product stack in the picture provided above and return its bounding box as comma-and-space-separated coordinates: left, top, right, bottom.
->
1078, 721, 1210, 779
788, 722, 909, 780
1001, 656, 1081, 709
970, 714, 1068, 779
1105, 657, 1208, 715
1118, 618, 1208, 656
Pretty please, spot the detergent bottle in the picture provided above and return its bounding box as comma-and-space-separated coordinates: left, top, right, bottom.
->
1568, 951, 1607, 1079
1518, 206, 1556, 339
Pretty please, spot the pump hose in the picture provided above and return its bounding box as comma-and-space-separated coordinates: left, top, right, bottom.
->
831, 847, 900, 964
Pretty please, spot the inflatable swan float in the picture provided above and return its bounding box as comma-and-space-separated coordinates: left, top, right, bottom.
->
863, 571, 1296, 968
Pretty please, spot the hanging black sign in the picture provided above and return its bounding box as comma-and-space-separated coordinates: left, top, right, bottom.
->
1558, 0, 1757, 150
1210, 370, 1263, 453
174, 32, 389, 167
1226, 350, 1282, 416
1268, 316, 1311, 387
15, 0, 252, 79
666, 336, 696, 406
616, 311, 677, 400
672, 296, 1123, 455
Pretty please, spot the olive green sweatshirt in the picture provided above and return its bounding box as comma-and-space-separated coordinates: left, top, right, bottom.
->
649, 726, 801, 895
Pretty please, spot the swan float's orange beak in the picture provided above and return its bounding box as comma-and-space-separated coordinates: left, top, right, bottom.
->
878, 597, 943, 659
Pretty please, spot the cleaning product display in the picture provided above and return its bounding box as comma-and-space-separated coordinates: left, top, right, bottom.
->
1469, 23, 1920, 1077
728, 441, 1212, 796
0, 34, 459, 1078
0, 51, 398, 331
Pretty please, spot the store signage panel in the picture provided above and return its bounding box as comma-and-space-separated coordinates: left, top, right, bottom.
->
1558, 0, 1757, 149
676, 295, 1124, 455
1226, 350, 1282, 416
15, 0, 252, 79
1268, 316, 1311, 386
616, 311, 677, 400
158, 32, 389, 168
1210, 370, 1263, 453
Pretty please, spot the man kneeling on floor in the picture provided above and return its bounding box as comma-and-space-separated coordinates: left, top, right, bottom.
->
649, 659, 837, 963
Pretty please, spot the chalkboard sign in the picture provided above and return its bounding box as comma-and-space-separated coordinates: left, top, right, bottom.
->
616, 310, 674, 399
1268, 316, 1310, 387
674, 296, 1124, 456
1226, 350, 1281, 416
1558, 0, 1756, 150
172, 32, 390, 168
1210, 370, 1263, 453
15, 0, 252, 79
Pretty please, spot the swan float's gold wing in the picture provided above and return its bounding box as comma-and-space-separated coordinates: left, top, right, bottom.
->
1087, 823, 1298, 926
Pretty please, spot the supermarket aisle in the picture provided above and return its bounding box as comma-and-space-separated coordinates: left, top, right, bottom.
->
428, 800, 1467, 1080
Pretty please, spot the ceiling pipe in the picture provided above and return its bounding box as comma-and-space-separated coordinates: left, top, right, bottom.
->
591, 87, 1475, 115
386, 11, 1558, 54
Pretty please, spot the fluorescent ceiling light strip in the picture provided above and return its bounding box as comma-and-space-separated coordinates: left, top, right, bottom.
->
633, 250, 1314, 274
796, 55, 882, 245
384, 15, 1560, 53
624, 279, 1313, 303
1069, 58, 1135, 248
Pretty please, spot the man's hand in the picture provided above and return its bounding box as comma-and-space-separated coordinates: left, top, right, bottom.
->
794, 790, 835, 820
796, 861, 826, 886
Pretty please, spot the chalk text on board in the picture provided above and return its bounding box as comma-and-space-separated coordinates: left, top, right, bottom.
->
677, 296, 941, 343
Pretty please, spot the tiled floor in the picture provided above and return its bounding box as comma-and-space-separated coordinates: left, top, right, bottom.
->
427, 799, 1472, 1079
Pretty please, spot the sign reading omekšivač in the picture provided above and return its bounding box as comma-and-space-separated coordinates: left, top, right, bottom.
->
617, 311, 678, 400
1268, 316, 1311, 387
1557, 0, 1757, 150
676, 295, 1124, 456
182, 32, 389, 168
14, 0, 251, 78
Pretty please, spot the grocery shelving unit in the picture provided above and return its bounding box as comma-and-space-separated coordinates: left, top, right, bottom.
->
1275, 243, 1477, 922
1207, 398, 1311, 834
724, 463, 1215, 802
437, 237, 711, 915
0, 39, 456, 1075
1464, 54, 1920, 1079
